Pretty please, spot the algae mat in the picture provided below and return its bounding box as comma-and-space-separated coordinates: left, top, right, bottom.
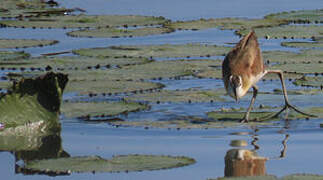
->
24, 154, 196, 173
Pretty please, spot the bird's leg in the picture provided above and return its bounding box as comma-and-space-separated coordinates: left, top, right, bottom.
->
263, 70, 316, 119
240, 85, 258, 123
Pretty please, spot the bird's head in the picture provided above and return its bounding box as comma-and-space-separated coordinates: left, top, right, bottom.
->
229, 75, 243, 102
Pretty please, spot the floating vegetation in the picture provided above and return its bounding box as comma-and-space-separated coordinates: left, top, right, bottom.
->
65, 59, 222, 81
67, 27, 174, 38
73, 44, 230, 58
24, 154, 196, 173
165, 18, 287, 31
61, 101, 148, 119
0, 15, 168, 29
281, 38, 323, 48
265, 9, 323, 23
293, 76, 323, 88
0, 56, 151, 70
126, 89, 226, 103
0, 51, 30, 61
109, 116, 272, 129
263, 49, 323, 63
65, 80, 163, 95
207, 111, 276, 121
238, 25, 323, 39
0, 39, 58, 49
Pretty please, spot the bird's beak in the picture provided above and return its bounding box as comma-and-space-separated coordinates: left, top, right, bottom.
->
234, 88, 239, 103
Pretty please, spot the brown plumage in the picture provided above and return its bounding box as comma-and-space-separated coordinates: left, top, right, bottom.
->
222, 31, 315, 122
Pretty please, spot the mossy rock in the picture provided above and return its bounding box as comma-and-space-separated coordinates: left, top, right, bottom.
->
67, 27, 174, 38
64, 59, 222, 81
0, 56, 151, 70
0, 51, 30, 61
0, 14, 168, 29
265, 9, 323, 23
24, 154, 196, 173
126, 89, 226, 103
73, 44, 230, 58
65, 80, 163, 95
238, 25, 323, 39
263, 49, 323, 63
293, 76, 323, 88
0, 39, 58, 49
165, 18, 287, 31
61, 101, 148, 119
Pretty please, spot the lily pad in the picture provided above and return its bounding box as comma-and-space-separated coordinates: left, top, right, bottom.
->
24, 154, 196, 173
263, 49, 323, 63
272, 63, 323, 74
0, 56, 150, 70
281, 41, 323, 48
0, 51, 30, 61
0, 39, 58, 49
165, 18, 287, 31
67, 27, 174, 38
238, 25, 323, 39
65, 59, 222, 81
65, 80, 163, 95
207, 111, 276, 121
0, 14, 168, 29
61, 101, 148, 119
73, 44, 230, 58
126, 89, 226, 103
293, 76, 323, 88
265, 9, 323, 23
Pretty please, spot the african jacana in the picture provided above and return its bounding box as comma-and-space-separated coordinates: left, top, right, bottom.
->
222, 31, 315, 122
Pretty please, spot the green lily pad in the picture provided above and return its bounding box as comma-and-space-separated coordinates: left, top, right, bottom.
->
293, 76, 323, 87
0, 14, 168, 29
272, 88, 322, 95
24, 154, 196, 173
109, 116, 272, 129
263, 49, 323, 63
238, 25, 323, 39
0, 51, 30, 61
73, 44, 230, 58
0, 39, 58, 49
207, 111, 276, 121
126, 89, 226, 103
281, 41, 323, 48
61, 101, 148, 119
66, 80, 163, 95
265, 9, 323, 23
0, 56, 150, 70
64, 59, 222, 81
67, 27, 174, 38
165, 18, 287, 31
272, 63, 323, 74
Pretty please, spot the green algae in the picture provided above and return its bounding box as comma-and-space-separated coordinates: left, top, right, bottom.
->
65, 80, 163, 95
126, 89, 226, 103
165, 18, 287, 31
0, 14, 168, 29
0, 39, 58, 49
73, 44, 230, 58
238, 25, 323, 39
67, 27, 174, 38
0, 51, 30, 61
61, 101, 148, 118
24, 154, 196, 173
265, 9, 323, 23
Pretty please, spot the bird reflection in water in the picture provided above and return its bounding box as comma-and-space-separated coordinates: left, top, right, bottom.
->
224, 129, 289, 177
